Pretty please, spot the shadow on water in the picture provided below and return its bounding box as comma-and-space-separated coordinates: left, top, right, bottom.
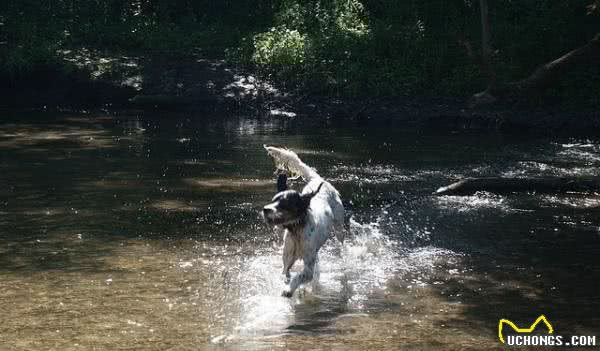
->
1, 111, 600, 350
426, 200, 600, 339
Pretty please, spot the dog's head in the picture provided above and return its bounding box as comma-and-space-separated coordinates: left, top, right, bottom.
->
262, 179, 324, 227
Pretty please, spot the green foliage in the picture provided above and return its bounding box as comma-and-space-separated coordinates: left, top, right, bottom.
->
1, 0, 599, 101
244, 0, 600, 98
244, 0, 480, 95
253, 27, 308, 67
248, 0, 373, 93
0, 0, 271, 76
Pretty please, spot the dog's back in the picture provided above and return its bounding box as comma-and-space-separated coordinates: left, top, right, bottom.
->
305, 179, 345, 243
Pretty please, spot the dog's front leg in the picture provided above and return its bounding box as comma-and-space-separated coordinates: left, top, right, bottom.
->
281, 231, 297, 283
282, 253, 316, 298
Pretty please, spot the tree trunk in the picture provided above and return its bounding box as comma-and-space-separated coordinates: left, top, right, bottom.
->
478, 0, 496, 87
435, 177, 600, 196
470, 33, 600, 107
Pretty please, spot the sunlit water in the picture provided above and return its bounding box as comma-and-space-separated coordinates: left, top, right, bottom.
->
1, 112, 599, 350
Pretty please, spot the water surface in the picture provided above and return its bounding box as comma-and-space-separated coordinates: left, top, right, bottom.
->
1, 112, 599, 350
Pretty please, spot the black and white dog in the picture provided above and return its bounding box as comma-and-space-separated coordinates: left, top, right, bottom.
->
262, 146, 345, 297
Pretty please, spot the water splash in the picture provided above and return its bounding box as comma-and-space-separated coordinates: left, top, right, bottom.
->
214, 209, 463, 342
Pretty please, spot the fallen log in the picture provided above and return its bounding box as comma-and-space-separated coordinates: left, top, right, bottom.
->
435, 177, 600, 196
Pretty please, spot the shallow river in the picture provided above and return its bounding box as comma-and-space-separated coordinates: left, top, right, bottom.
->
1, 112, 599, 350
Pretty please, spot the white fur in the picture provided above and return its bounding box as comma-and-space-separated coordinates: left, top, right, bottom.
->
264, 146, 345, 297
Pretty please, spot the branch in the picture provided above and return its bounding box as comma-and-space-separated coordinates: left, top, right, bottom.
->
469, 33, 600, 107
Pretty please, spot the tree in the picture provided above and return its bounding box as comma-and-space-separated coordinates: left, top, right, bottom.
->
470, 1, 600, 107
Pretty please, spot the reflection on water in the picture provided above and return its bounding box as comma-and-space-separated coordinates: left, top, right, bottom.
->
1, 112, 599, 350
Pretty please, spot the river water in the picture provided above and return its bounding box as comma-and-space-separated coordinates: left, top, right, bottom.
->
1, 112, 599, 350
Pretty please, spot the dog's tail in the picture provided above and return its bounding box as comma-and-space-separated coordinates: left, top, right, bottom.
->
264, 145, 320, 181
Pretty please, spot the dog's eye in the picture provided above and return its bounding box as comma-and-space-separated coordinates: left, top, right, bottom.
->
277, 202, 288, 209
278, 201, 294, 210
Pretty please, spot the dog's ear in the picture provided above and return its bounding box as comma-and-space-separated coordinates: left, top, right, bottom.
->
301, 182, 324, 207
276, 172, 288, 192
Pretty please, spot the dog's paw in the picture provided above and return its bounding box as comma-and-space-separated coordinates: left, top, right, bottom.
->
281, 289, 293, 298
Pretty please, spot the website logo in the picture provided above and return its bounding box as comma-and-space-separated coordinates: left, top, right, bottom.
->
498, 315, 596, 347
498, 315, 553, 343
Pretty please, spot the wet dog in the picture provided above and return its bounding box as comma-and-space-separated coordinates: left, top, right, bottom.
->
262, 146, 345, 297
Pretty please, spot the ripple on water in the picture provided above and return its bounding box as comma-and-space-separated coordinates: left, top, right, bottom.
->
502, 141, 600, 178
330, 164, 415, 184
329, 165, 463, 186
435, 191, 513, 213
541, 194, 600, 209
557, 141, 600, 163
501, 161, 599, 178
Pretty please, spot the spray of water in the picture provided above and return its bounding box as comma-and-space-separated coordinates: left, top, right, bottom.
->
206, 207, 462, 344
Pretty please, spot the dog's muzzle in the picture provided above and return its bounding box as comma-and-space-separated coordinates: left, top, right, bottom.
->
262, 206, 276, 225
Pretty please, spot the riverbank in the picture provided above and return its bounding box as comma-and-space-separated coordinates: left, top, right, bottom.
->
2, 49, 599, 134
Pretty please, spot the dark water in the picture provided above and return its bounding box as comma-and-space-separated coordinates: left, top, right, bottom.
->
1, 112, 599, 350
